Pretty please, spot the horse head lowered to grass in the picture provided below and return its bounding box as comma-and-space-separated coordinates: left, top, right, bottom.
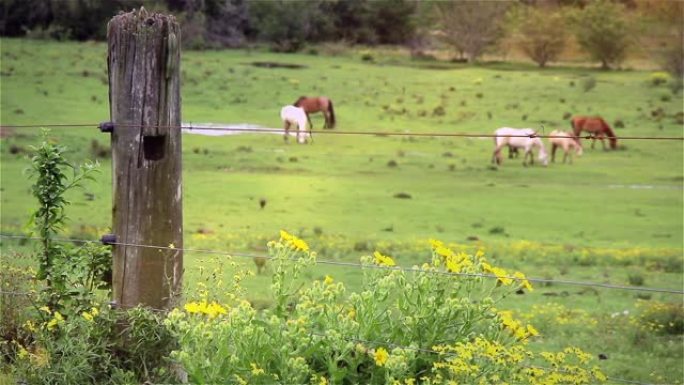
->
571, 116, 617, 150
280, 105, 310, 144
293, 96, 336, 129
549, 129, 583, 164
492, 127, 549, 167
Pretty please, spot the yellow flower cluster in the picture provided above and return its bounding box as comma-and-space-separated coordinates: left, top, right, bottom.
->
373, 251, 396, 267
521, 303, 597, 327
482, 262, 513, 285
81, 307, 99, 322
46, 311, 64, 331
432, 337, 527, 381
499, 310, 539, 342
431, 240, 475, 273
184, 300, 228, 318
250, 363, 265, 375
373, 347, 390, 366
280, 230, 309, 252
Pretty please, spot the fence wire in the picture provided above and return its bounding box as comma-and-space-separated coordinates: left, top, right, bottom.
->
2, 233, 682, 295
2, 122, 684, 141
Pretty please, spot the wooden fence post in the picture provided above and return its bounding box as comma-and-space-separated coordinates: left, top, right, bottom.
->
106, 8, 182, 310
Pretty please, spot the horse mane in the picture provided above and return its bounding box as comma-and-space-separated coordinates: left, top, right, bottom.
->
293, 96, 307, 107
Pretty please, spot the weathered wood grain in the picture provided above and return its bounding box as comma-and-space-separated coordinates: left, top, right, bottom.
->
107, 8, 182, 310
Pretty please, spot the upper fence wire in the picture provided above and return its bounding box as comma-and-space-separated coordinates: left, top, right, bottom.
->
1, 122, 683, 141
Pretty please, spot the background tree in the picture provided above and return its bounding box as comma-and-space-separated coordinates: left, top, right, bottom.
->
250, 0, 331, 52
516, 7, 567, 67
571, 0, 632, 69
635, 0, 683, 85
434, 1, 510, 62
367, 0, 416, 45
329, 0, 376, 44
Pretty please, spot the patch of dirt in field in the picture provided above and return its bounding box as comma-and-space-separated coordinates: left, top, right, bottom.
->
248, 61, 307, 69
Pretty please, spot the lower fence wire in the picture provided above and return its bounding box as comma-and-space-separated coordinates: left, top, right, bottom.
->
1, 233, 682, 295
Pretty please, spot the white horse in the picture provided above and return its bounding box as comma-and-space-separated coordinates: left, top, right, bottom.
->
549, 129, 583, 164
280, 105, 310, 144
492, 127, 549, 167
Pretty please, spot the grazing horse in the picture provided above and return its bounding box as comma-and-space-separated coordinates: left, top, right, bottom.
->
293, 96, 336, 129
549, 130, 583, 164
280, 105, 310, 144
492, 127, 549, 167
571, 116, 617, 150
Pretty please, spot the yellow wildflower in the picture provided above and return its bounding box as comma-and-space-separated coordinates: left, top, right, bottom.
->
318, 376, 328, 385
39, 306, 51, 314
46, 311, 64, 331
513, 271, 533, 291
280, 230, 309, 251
81, 311, 94, 322
324, 275, 334, 285
526, 324, 539, 337
373, 347, 389, 366
23, 320, 36, 332
250, 363, 265, 375
373, 251, 396, 267
168, 243, 175, 249
234, 375, 248, 385
483, 263, 512, 285
429, 239, 445, 249
183, 300, 227, 318
17, 347, 29, 360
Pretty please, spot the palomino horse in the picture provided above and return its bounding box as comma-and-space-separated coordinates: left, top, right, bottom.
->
549, 130, 583, 164
280, 105, 310, 144
293, 96, 336, 129
571, 116, 617, 150
492, 127, 549, 167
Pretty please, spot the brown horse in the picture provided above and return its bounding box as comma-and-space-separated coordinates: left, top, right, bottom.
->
293, 96, 336, 129
571, 116, 617, 150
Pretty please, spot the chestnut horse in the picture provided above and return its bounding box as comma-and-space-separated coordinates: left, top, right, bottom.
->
571, 116, 617, 150
293, 96, 336, 129
549, 130, 583, 164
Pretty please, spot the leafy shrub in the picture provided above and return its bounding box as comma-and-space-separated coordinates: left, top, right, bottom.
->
649, 72, 671, 86
12, 305, 175, 384
164, 233, 605, 384
0, 261, 36, 363
636, 301, 684, 335
582, 76, 597, 92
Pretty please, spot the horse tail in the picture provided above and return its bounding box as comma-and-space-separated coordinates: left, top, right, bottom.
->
326, 99, 336, 129
601, 118, 618, 149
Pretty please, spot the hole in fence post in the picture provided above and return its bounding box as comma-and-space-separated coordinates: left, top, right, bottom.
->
143, 135, 166, 160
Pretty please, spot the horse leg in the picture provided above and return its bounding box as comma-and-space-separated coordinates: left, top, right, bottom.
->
306, 113, 313, 130
283, 121, 290, 143
492, 143, 505, 165
551, 143, 558, 163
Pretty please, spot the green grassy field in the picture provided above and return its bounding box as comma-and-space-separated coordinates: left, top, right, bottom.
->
1, 38, 683, 383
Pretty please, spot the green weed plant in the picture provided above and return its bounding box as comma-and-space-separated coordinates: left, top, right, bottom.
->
165, 232, 605, 384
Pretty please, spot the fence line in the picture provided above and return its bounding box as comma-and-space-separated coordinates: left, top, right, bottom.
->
2, 233, 682, 295
2, 122, 684, 141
